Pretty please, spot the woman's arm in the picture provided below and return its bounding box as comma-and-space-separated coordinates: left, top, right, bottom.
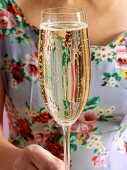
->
0, 71, 5, 136
0, 71, 21, 169
0, 72, 64, 170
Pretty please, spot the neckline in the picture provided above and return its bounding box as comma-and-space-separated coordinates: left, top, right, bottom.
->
12, 0, 39, 30
12, 0, 127, 48
91, 31, 127, 48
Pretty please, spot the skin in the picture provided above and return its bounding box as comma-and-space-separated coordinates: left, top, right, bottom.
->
0, 0, 127, 169
15, 0, 127, 45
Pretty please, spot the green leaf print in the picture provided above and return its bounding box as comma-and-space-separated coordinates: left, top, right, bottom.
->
18, 21, 28, 28
109, 42, 116, 48
103, 72, 111, 80
33, 28, 39, 35
0, 0, 6, 8
24, 118, 32, 126
115, 75, 122, 81
94, 148, 98, 154
56, 133, 63, 142
10, 28, 16, 34
83, 105, 97, 112
20, 69, 25, 76
99, 115, 115, 122
107, 58, 113, 62
81, 141, 87, 146
86, 97, 100, 106
9, 134, 25, 146
102, 68, 123, 87
62, 49, 71, 67
70, 144, 77, 152
24, 34, 30, 39
17, 37, 24, 43
84, 97, 100, 111
25, 76, 31, 81
91, 51, 95, 61
70, 138, 76, 143
25, 102, 30, 109
96, 58, 101, 64
63, 99, 70, 112
93, 127, 98, 132
3, 29, 10, 36
70, 132, 77, 137
39, 107, 45, 113
112, 72, 119, 77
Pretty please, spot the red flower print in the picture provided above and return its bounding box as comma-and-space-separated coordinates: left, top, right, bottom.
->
87, 124, 94, 132
115, 46, 127, 69
11, 62, 25, 83
32, 112, 52, 123
0, 10, 17, 29
6, 4, 23, 17
84, 110, 98, 123
32, 116, 40, 122
18, 119, 31, 133
0, 17, 8, 29
64, 31, 72, 47
40, 112, 52, 123
34, 132, 49, 144
34, 132, 44, 144
17, 119, 34, 141
43, 131, 64, 159
25, 64, 38, 77
12, 124, 19, 135
71, 119, 94, 134
35, 51, 38, 58
50, 131, 59, 141
25, 53, 38, 80
92, 156, 105, 167
45, 140, 64, 160
71, 113, 95, 136
71, 120, 87, 133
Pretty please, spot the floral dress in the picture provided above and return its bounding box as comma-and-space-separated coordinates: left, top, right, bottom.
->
0, 0, 127, 170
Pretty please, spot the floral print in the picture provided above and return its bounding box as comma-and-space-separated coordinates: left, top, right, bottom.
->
70, 97, 115, 167
101, 69, 122, 87
0, 9, 17, 29
1, 1, 127, 170
91, 46, 116, 64
113, 124, 127, 152
1, 52, 38, 87
91, 34, 127, 88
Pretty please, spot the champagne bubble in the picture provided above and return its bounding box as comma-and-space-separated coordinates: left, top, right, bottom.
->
38, 21, 90, 126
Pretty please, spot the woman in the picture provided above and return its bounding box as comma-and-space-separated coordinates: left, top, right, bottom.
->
0, 0, 127, 170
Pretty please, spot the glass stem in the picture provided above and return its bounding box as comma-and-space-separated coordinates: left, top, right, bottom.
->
62, 125, 71, 170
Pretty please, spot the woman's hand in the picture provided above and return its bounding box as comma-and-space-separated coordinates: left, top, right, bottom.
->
13, 144, 64, 170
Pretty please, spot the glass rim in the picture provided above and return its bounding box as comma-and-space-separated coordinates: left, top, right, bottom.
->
41, 7, 86, 15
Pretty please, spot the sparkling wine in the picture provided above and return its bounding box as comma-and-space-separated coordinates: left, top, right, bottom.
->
38, 21, 90, 126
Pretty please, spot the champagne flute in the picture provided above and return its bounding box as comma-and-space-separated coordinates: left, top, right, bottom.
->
38, 7, 90, 170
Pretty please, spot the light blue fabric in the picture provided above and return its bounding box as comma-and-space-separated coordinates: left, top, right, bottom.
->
0, 0, 127, 169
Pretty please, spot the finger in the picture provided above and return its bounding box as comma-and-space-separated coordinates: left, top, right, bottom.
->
47, 160, 65, 170
54, 156, 64, 166
13, 158, 26, 170
24, 145, 64, 170
27, 162, 38, 170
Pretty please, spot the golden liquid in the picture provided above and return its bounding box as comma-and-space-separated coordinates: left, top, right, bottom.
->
38, 22, 91, 126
